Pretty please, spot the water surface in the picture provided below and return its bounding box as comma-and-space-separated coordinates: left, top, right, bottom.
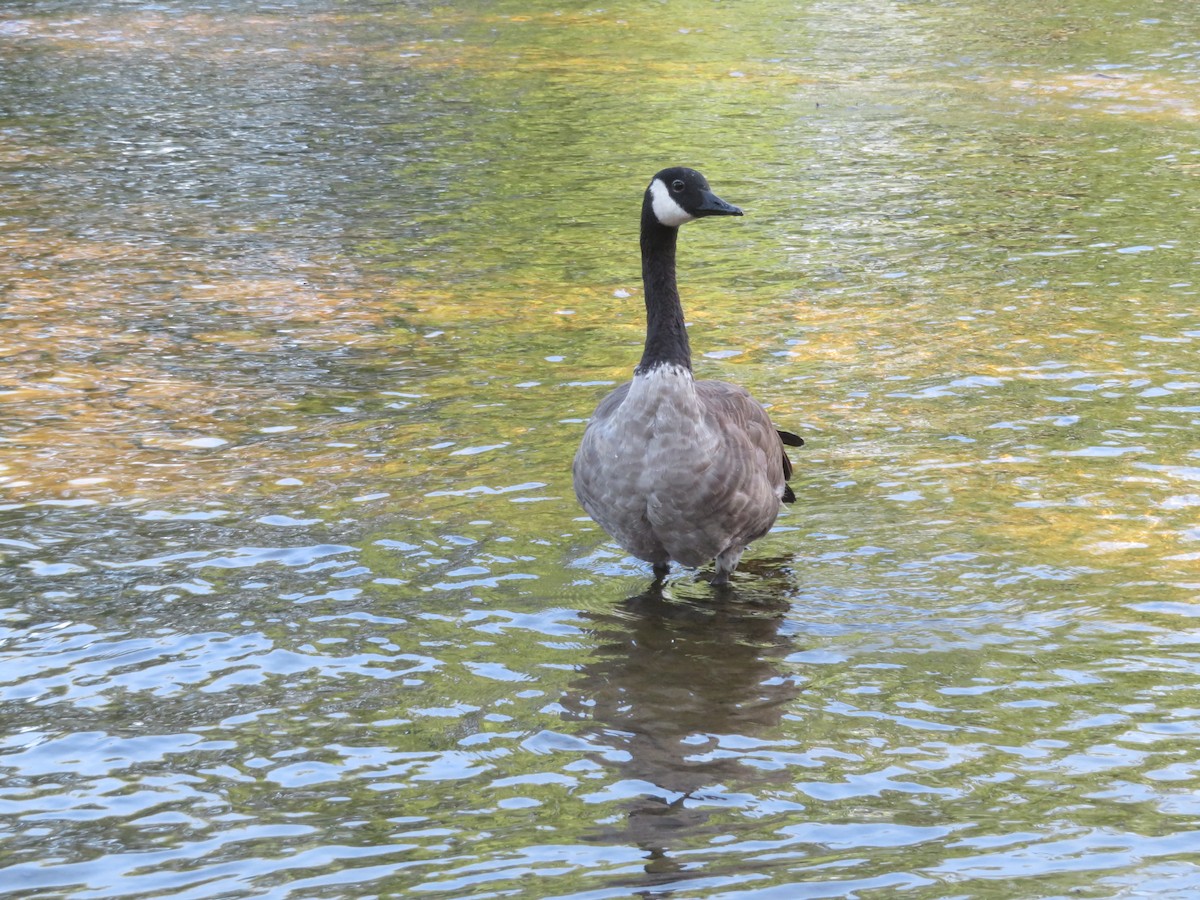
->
3, 0, 1200, 897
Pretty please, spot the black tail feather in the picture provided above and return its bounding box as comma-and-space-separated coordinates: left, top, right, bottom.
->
777, 429, 804, 447
776, 429, 801, 503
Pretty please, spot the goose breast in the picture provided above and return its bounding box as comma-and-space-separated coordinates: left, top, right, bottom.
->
573, 369, 786, 568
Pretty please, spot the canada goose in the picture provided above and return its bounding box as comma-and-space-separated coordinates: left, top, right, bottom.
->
573, 167, 801, 585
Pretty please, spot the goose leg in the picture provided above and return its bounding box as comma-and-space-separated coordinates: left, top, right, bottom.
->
652, 562, 670, 582
712, 547, 744, 586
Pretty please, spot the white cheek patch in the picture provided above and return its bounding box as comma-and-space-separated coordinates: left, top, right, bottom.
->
649, 178, 694, 227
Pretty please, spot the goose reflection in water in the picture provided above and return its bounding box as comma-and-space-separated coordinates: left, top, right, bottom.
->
561, 566, 803, 892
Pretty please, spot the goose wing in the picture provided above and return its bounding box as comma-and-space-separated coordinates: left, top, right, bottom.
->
635, 379, 796, 566
695, 380, 798, 506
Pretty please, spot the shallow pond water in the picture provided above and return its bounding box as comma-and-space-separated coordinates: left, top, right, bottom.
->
2, 0, 1200, 897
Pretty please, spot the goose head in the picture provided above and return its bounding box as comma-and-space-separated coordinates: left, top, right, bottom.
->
645, 167, 744, 229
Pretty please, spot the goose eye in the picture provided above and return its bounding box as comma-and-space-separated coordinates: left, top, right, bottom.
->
671, 179, 685, 192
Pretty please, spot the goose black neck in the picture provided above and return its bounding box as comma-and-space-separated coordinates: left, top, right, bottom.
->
636, 206, 691, 374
